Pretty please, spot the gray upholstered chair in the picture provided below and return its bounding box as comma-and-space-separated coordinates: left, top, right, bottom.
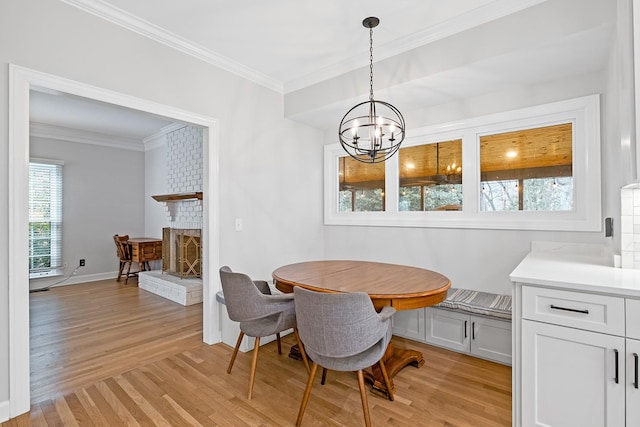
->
293, 286, 396, 427
219, 266, 310, 399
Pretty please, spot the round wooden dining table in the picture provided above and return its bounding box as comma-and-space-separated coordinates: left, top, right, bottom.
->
272, 260, 451, 399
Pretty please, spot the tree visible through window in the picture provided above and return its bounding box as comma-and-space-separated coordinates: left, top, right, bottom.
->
479, 123, 573, 212
398, 140, 463, 211
29, 160, 63, 273
338, 156, 385, 212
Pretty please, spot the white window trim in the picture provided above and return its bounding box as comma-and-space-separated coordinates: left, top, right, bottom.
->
29, 157, 64, 275
324, 94, 601, 231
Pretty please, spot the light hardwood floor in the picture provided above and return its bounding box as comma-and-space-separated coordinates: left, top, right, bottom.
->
3, 279, 511, 426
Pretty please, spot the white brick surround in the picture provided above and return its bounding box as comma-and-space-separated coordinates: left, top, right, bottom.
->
163, 125, 203, 228
142, 125, 204, 306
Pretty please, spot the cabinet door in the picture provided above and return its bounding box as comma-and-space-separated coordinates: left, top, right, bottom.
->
425, 308, 470, 353
627, 299, 640, 339
392, 308, 425, 341
628, 338, 640, 426
470, 316, 512, 365
522, 320, 625, 427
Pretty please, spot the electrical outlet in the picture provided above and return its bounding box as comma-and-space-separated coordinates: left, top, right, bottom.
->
79, 259, 85, 267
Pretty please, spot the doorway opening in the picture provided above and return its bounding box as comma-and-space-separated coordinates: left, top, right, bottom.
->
8, 64, 221, 417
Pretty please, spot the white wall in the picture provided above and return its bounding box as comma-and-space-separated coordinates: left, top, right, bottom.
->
0, 0, 325, 410
144, 138, 168, 238
29, 135, 146, 287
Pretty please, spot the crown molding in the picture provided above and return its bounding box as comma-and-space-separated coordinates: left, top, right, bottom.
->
143, 123, 185, 151
284, 0, 549, 93
30, 122, 145, 151
60, 0, 283, 93
61, 0, 547, 95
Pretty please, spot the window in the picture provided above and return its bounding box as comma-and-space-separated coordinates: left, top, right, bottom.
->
338, 156, 385, 212
399, 139, 463, 211
479, 123, 573, 212
324, 95, 601, 231
29, 159, 63, 274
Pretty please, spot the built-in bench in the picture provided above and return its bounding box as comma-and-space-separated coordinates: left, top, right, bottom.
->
435, 288, 512, 320
393, 287, 513, 365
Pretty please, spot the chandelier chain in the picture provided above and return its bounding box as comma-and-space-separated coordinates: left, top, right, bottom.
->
369, 26, 374, 101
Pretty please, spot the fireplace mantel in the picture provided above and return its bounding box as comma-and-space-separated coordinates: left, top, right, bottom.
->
152, 192, 202, 202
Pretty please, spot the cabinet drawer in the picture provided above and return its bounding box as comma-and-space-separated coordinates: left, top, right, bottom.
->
627, 299, 640, 340
522, 286, 625, 335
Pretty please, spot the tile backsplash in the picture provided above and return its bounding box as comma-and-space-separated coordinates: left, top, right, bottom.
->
621, 183, 640, 268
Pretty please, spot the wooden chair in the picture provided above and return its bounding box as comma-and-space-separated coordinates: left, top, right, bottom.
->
219, 266, 310, 399
293, 286, 396, 427
113, 234, 138, 284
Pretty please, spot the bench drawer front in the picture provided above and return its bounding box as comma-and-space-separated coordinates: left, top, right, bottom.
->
522, 286, 625, 335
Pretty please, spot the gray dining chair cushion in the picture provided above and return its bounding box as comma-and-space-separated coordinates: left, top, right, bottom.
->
294, 287, 395, 372
219, 266, 297, 337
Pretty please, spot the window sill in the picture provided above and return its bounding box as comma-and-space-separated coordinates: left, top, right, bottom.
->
30, 269, 63, 280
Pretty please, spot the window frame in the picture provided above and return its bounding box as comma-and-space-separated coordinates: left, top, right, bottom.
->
29, 158, 64, 275
324, 94, 601, 231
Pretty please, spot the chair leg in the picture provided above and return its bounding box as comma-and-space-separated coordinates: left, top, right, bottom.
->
247, 336, 260, 400
378, 357, 394, 401
276, 333, 282, 355
321, 368, 328, 385
227, 332, 244, 374
357, 370, 372, 427
117, 261, 125, 281
296, 362, 319, 427
125, 261, 132, 284
293, 328, 310, 374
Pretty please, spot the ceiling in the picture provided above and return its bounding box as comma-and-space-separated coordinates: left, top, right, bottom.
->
30, 0, 617, 144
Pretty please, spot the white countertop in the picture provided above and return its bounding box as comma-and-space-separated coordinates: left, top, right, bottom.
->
510, 242, 640, 298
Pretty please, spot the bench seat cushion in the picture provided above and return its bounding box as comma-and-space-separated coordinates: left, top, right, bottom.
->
436, 288, 512, 320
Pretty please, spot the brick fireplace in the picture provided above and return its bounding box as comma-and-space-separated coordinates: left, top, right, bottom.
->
138, 125, 204, 306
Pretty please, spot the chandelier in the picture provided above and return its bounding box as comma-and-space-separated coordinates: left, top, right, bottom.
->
338, 17, 405, 163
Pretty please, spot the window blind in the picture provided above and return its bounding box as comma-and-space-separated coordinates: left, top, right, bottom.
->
29, 159, 63, 273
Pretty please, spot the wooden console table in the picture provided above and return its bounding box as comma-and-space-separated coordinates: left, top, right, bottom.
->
128, 237, 162, 271
273, 260, 451, 399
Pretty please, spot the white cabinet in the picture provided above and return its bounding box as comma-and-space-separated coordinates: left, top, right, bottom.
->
626, 299, 640, 426
626, 338, 640, 426
515, 284, 640, 427
392, 307, 425, 341
393, 307, 512, 365
521, 319, 625, 427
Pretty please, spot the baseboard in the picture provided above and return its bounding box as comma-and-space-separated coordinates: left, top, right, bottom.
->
55, 271, 118, 286
0, 400, 10, 423
30, 271, 119, 290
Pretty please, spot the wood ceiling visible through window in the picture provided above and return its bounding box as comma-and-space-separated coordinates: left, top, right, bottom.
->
338, 123, 573, 190
480, 122, 573, 181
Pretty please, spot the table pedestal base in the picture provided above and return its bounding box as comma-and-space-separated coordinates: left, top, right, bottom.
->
364, 342, 424, 399
287, 342, 424, 401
